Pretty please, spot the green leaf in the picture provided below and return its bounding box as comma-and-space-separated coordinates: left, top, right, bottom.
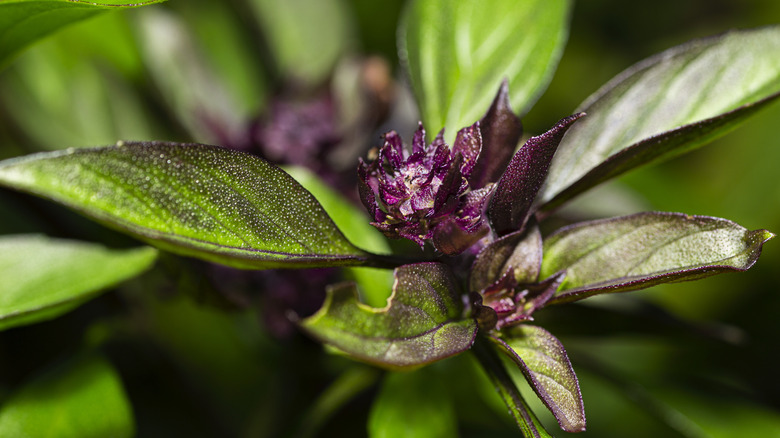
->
399, 0, 571, 140
135, 8, 255, 144
0, 234, 157, 331
301, 263, 477, 369
0, 0, 165, 68
0, 142, 375, 269
540, 26, 780, 209
490, 327, 585, 433
0, 354, 135, 438
541, 212, 774, 304
248, 0, 352, 87
368, 369, 457, 438
284, 166, 394, 307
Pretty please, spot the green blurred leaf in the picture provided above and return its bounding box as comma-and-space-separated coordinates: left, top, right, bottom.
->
0, 0, 165, 68
284, 166, 393, 307
541, 26, 780, 209
1, 23, 156, 150
399, 0, 571, 140
135, 8, 253, 144
0, 354, 135, 438
541, 212, 774, 304
248, 0, 352, 87
368, 368, 457, 438
0, 143, 375, 269
490, 326, 585, 433
301, 263, 477, 369
0, 234, 157, 331
655, 388, 780, 438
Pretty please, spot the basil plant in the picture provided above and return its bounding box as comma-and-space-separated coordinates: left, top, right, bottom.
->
0, 0, 778, 436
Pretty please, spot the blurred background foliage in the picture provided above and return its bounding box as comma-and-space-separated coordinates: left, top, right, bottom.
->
0, 0, 779, 437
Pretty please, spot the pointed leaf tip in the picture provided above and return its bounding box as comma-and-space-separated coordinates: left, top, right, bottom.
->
489, 113, 584, 236
542, 212, 774, 304
470, 80, 524, 188
491, 327, 586, 433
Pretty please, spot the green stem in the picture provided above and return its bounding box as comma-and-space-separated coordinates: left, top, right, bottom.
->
472, 335, 552, 438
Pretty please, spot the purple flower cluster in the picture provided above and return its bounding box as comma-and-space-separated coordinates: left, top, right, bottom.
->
358, 122, 491, 253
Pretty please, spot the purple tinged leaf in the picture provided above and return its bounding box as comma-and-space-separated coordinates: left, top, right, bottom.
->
541, 212, 775, 304
470, 222, 543, 294
489, 113, 584, 236
539, 92, 780, 213
472, 337, 554, 438
470, 80, 524, 189
490, 326, 586, 433
539, 26, 780, 210
300, 263, 478, 369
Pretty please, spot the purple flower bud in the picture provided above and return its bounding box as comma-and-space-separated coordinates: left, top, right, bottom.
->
358, 122, 489, 253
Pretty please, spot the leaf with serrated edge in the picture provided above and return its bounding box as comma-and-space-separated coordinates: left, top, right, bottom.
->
0, 142, 374, 269
490, 327, 585, 432
0, 234, 158, 331
301, 263, 477, 370
541, 212, 774, 304
541, 26, 780, 209
399, 0, 571, 140
0, 0, 166, 68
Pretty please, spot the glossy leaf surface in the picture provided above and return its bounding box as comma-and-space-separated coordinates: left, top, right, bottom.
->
301, 263, 477, 369
541, 212, 774, 303
541, 26, 780, 208
399, 0, 570, 139
0, 355, 135, 437
0, 0, 164, 68
0, 142, 372, 269
491, 327, 585, 432
0, 234, 157, 331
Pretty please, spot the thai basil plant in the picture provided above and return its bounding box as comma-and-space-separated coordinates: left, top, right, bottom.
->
1, 0, 779, 436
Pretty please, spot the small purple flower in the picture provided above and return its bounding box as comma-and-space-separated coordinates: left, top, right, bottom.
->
358, 122, 490, 253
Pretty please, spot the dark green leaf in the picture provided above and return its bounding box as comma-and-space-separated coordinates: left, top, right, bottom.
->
541, 212, 774, 304
399, 0, 571, 139
0, 354, 135, 437
0, 142, 374, 269
0, 234, 157, 331
540, 26, 780, 209
490, 327, 586, 432
368, 369, 457, 438
301, 263, 477, 369
0, 0, 165, 68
